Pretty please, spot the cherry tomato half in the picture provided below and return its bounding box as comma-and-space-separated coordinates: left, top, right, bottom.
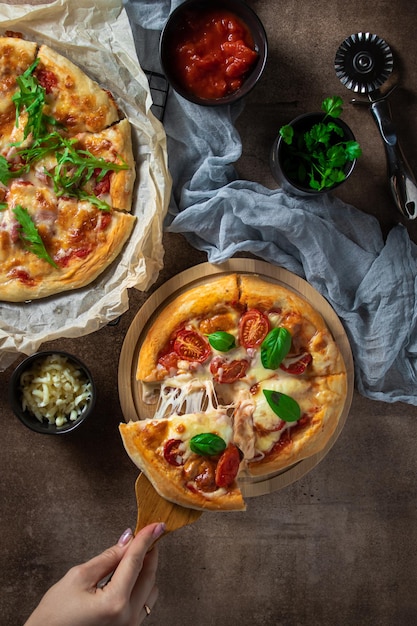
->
163, 439, 184, 466
173, 329, 211, 362
215, 444, 241, 488
239, 309, 270, 348
210, 357, 249, 383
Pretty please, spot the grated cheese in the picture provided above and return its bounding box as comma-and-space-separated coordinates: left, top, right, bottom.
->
19, 354, 92, 427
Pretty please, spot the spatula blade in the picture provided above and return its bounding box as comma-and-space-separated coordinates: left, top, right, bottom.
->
134, 473, 202, 537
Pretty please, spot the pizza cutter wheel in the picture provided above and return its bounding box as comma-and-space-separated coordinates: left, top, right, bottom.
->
335, 32, 417, 220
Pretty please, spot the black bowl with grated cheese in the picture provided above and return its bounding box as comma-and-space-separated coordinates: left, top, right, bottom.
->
9, 351, 96, 434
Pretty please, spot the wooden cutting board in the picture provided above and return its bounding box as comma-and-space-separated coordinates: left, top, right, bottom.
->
135, 473, 202, 539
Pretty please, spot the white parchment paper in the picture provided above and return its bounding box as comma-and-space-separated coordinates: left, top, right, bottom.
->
0, 0, 172, 370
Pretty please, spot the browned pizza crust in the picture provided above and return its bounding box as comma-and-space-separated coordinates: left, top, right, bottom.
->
133, 272, 348, 484
238, 274, 346, 376
0, 37, 37, 150
0, 36, 37, 111
137, 273, 240, 381
119, 413, 246, 511
37, 44, 119, 133
246, 372, 347, 475
75, 119, 136, 212
0, 37, 138, 302
0, 191, 136, 302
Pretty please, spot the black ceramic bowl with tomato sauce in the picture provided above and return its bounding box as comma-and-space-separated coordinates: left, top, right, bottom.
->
159, 0, 268, 106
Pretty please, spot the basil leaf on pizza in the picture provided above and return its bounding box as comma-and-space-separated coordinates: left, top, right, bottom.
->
190, 432, 227, 456
131, 273, 348, 499
261, 327, 291, 370
207, 331, 236, 352
263, 389, 301, 422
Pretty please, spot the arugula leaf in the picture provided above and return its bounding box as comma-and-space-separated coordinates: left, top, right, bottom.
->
263, 389, 301, 422
12, 59, 46, 139
13, 205, 58, 268
261, 327, 291, 370
12, 60, 62, 141
207, 331, 236, 352
0, 154, 27, 185
77, 189, 111, 211
17, 131, 127, 210
44, 137, 128, 206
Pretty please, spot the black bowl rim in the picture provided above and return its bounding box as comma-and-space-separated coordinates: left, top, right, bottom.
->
9, 350, 96, 435
159, 0, 268, 106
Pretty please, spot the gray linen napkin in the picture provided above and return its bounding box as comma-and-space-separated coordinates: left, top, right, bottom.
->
125, 0, 417, 405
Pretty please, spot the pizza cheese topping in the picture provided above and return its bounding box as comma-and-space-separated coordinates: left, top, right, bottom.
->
0, 35, 136, 302
119, 274, 348, 511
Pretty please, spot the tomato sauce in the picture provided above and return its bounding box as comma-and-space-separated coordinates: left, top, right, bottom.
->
169, 9, 258, 100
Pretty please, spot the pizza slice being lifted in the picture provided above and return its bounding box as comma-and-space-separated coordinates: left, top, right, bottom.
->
119, 408, 246, 511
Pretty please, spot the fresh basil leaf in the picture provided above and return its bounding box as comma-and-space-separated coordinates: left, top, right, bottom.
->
261, 327, 291, 370
0, 202, 7, 211
190, 433, 227, 456
263, 389, 301, 422
207, 331, 236, 352
13, 205, 58, 268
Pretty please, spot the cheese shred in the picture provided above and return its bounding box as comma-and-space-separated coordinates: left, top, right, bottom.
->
20, 354, 92, 427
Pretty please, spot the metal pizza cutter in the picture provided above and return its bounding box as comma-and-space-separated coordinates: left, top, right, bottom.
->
335, 32, 417, 219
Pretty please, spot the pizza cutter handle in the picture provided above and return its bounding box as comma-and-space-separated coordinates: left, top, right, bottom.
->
370, 98, 417, 219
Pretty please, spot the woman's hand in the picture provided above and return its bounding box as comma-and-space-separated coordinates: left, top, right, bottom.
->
25, 522, 166, 626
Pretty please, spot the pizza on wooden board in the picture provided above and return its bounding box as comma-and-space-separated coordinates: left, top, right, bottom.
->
119, 273, 348, 511
0, 33, 136, 302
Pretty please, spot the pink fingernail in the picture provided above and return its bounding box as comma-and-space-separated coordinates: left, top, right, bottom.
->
118, 528, 133, 546
152, 522, 166, 538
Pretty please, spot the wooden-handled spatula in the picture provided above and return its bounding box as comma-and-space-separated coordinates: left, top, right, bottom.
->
134, 472, 202, 539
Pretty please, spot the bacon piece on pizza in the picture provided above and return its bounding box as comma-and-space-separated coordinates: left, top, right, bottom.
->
119, 409, 246, 511
35, 44, 119, 133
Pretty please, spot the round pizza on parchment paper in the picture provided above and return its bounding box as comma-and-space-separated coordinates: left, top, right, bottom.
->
0, 0, 171, 371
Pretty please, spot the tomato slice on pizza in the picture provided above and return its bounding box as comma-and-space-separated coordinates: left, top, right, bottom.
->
119, 409, 245, 511
129, 272, 347, 505
0, 35, 137, 302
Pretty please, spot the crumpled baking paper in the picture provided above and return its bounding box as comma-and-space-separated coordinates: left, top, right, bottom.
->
0, 0, 171, 371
